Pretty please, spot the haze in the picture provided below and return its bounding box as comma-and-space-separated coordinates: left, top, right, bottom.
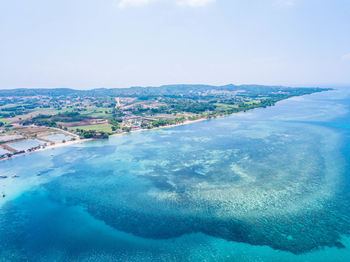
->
0, 0, 349, 89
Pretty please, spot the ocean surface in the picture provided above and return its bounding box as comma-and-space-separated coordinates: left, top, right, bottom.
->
1, 87, 350, 261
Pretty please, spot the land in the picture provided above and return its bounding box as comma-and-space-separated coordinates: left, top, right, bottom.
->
0, 84, 330, 159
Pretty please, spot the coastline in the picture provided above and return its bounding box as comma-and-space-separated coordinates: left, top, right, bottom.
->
0, 117, 212, 162
0, 138, 93, 162
0, 92, 322, 162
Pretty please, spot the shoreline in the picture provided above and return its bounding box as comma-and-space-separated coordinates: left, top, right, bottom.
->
0, 92, 321, 162
0, 138, 93, 162
0, 117, 214, 162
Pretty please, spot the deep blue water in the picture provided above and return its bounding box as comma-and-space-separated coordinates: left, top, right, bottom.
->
1, 88, 350, 261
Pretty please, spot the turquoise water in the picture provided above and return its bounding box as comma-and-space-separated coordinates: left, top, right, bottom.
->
1, 88, 350, 261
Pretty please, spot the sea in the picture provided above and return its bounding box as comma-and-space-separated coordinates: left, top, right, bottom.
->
1, 87, 350, 261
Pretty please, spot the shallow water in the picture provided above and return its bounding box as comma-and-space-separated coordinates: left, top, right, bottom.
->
1, 87, 350, 261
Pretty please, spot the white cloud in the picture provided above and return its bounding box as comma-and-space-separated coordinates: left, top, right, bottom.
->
341, 53, 350, 61
176, 0, 216, 7
115, 0, 215, 8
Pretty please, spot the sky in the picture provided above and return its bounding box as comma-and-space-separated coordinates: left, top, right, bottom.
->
0, 0, 349, 89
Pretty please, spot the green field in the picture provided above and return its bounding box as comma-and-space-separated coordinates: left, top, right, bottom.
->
79, 107, 113, 118
244, 100, 261, 105
69, 124, 113, 132
214, 103, 239, 109
0, 118, 13, 124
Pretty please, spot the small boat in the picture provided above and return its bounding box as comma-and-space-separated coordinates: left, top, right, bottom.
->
0, 176, 7, 179
2, 193, 5, 198
37, 172, 41, 176
12, 174, 20, 178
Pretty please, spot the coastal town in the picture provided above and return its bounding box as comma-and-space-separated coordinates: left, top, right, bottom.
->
0, 84, 327, 160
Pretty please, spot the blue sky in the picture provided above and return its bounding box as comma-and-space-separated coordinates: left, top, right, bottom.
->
0, 0, 349, 89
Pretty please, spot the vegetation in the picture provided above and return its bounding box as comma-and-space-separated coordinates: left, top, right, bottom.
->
0, 84, 330, 140
73, 124, 113, 133
151, 117, 186, 127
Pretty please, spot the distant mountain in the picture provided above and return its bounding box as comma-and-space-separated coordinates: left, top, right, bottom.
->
0, 84, 329, 97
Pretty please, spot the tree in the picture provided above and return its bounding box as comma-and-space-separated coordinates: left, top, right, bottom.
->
111, 125, 120, 131
122, 126, 132, 132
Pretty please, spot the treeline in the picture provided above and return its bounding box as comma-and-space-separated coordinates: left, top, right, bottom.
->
128, 100, 217, 116
169, 101, 216, 114
149, 117, 186, 128
108, 118, 122, 131
75, 129, 110, 139
22, 112, 88, 127
0, 104, 40, 118
0, 85, 329, 98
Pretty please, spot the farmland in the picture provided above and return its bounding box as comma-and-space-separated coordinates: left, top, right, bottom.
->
0, 84, 329, 157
